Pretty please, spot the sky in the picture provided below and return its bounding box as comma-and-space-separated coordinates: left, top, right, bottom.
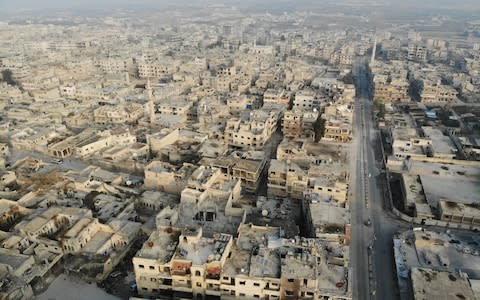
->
1, 0, 480, 18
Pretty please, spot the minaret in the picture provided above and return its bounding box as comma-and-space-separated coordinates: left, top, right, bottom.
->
370, 36, 377, 66
147, 78, 155, 125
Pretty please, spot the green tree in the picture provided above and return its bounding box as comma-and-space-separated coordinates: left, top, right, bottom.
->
342, 71, 354, 84
408, 79, 423, 102
373, 98, 386, 118
1, 69, 18, 86
313, 116, 326, 142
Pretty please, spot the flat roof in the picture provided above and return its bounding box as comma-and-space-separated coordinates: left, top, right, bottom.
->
309, 201, 350, 230
136, 227, 181, 262
411, 268, 476, 300
420, 175, 480, 206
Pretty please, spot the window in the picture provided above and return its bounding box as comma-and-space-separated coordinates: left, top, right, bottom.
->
239, 281, 246, 285
254, 282, 260, 287
286, 290, 294, 296
151, 278, 157, 282
139, 264, 145, 269
196, 282, 202, 287
288, 278, 294, 283
149, 266, 155, 270
195, 270, 201, 276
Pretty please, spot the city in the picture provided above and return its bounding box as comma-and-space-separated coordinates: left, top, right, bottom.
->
0, 1, 479, 300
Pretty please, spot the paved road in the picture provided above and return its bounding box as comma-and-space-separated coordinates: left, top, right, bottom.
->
7, 149, 88, 171
351, 58, 480, 300
350, 61, 374, 300
350, 59, 409, 300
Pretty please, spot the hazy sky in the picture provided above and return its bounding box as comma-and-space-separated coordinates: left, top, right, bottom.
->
1, 0, 479, 18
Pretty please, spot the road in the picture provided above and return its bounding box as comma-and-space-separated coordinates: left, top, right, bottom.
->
349, 60, 373, 300
7, 149, 88, 172
350, 59, 409, 300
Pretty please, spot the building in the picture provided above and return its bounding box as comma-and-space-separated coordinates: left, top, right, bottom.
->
323, 118, 352, 143
268, 159, 308, 200
282, 110, 319, 140
263, 89, 293, 108
133, 227, 233, 299
224, 108, 281, 150
93, 102, 144, 125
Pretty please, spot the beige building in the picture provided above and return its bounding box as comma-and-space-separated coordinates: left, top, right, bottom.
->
283, 109, 319, 140
133, 227, 233, 299
293, 89, 321, 110
133, 224, 351, 300
75, 128, 137, 158
373, 76, 410, 103
268, 159, 309, 200
263, 89, 293, 108
224, 108, 281, 150
138, 59, 179, 78
391, 127, 431, 160
157, 98, 194, 124
144, 161, 197, 194
323, 118, 352, 143
147, 129, 207, 163
93, 102, 144, 125
421, 81, 458, 103
439, 200, 480, 226
411, 268, 477, 300
209, 153, 267, 192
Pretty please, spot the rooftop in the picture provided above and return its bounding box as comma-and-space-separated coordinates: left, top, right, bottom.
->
135, 227, 181, 262
411, 268, 477, 300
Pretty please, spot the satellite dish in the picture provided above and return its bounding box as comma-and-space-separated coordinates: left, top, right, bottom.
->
262, 209, 269, 217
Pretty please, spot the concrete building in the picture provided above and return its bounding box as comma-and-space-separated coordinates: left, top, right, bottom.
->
282, 110, 319, 140
268, 159, 309, 200
224, 108, 281, 150
93, 103, 144, 125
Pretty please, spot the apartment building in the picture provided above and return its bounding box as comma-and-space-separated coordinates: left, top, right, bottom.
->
208, 152, 267, 192
408, 44, 428, 62
263, 89, 293, 108
133, 224, 351, 300
323, 118, 352, 143
133, 227, 233, 299
138, 59, 179, 78
223, 108, 281, 150
373, 75, 410, 103
420, 81, 458, 103
268, 159, 309, 200
93, 102, 144, 124
293, 89, 321, 110
283, 109, 319, 140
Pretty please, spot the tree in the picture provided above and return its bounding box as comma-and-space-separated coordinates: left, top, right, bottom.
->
1, 69, 18, 86
408, 78, 423, 102
313, 116, 326, 142
342, 71, 354, 84
373, 98, 386, 118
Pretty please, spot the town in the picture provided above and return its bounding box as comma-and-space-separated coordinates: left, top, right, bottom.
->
0, 1, 479, 300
